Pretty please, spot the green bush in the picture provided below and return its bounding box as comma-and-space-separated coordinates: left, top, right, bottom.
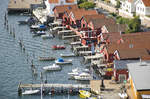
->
77, 0, 87, 4
79, 2, 95, 9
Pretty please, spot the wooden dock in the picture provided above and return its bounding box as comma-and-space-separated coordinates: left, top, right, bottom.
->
73, 46, 89, 55
62, 35, 80, 39
84, 53, 104, 63
58, 30, 73, 35
19, 83, 90, 89
78, 51, 93, 56
7, 0, 42, 13
70, 41, 81, 45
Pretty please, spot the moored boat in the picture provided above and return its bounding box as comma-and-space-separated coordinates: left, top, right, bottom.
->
60, 53, 75, 57
22, 89, 40, 95
74, 72, 93, 81
79, 90, 91, 98
38, 57, 55, 61
32, 31, 46, 36
41, 34, 54, 39
52, 45, 66, 50
55, 58, 72, 65
43, 64, 61, 71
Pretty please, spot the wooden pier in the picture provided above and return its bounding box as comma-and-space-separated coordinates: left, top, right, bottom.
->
73, 46, 90, 55
62, 35, 80, 39
19, 83, 90, 89
78, 51, 93, 56
7, 0, 42, 13
84, 53, 104, 63
58, 30, 73, 35
70, 41, 81, 45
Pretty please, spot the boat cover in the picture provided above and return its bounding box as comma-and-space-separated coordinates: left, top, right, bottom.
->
58, 58, 64, 62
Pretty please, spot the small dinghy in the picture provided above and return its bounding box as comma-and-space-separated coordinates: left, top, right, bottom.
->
33, 31, 46, 36
55, 58, 72, 65
22, 89, 40, 95
43, 64, 61, 71
52, 45, 66, 50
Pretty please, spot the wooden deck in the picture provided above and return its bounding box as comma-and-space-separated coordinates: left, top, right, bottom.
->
8, 0, 42, 12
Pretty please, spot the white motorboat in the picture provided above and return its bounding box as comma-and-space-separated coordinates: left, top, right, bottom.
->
41, 34, 54, 39
43, 64, 61, 71
22, 89, 40, 95
60, 53, 75, 57
55, 58, 72, 65
68, 68, 90, 77
74, 72, 93, 81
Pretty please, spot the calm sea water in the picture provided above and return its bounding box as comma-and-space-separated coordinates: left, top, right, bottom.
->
0, 0, 90, 99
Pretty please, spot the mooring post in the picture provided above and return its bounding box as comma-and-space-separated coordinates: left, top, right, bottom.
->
18, 82, 22, 96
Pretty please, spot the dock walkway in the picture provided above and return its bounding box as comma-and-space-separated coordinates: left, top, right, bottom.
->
19, 83, 90, 89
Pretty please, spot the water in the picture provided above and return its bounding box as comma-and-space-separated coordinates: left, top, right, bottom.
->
0, 0, 90, 99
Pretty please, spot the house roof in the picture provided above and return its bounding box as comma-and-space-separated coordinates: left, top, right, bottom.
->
142, 0, 150, 7
82, 14, 105, 24
71, 10, 98, 20
114, 60, 138, 70
127, 61, 150, 91
102, 32, 122, 43
53, 4, 78, 13
118, 49, 150, 60
66, 0, 75, 3
49, 0, 59, 3
105, 23, 127, 33
90, 18, 115, 29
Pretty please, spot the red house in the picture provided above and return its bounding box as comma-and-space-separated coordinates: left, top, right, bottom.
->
68, 9, 98, 28
53, 4, 78, 20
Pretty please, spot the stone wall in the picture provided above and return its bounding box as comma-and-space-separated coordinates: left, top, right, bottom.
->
97, 1, 117, 13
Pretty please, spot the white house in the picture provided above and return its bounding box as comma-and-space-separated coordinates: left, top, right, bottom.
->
135, 0, 150, 16
45, 0, 77, 15
110, 0, 117, 6
120, 0, 137, 13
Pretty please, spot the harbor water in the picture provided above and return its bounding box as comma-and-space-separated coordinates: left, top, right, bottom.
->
0, 0, 93, 99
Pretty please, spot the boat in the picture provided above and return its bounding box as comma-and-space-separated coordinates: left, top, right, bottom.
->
43, 64, 61, 71
22, 89, 40, 95
38, 57, 55, 61
79, 90, 91, 98
30, 24, 46, 31
55, 58, 72, 65
68, 68, 90, 77
41, 34, 54, 39
18, 20, 28, 25
52, 45, 66, 50
74, 72, 93, 81
60, 53, 75, 57
32, 31, 46, 36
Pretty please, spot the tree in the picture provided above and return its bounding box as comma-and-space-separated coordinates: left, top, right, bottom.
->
115, 0, 121, 8
126, 16, 141, 33
79, 2, 95, 9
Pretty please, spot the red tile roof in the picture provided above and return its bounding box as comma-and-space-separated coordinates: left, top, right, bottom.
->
66, 0, 75, 3
53, 4, 78, 13
82, 14, 105, 24
142, 0, 150, 7
71, 9, 98, 20
49, 0, 59, 3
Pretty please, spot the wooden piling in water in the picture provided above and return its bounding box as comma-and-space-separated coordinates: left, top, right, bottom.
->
18, 82, 22, 96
